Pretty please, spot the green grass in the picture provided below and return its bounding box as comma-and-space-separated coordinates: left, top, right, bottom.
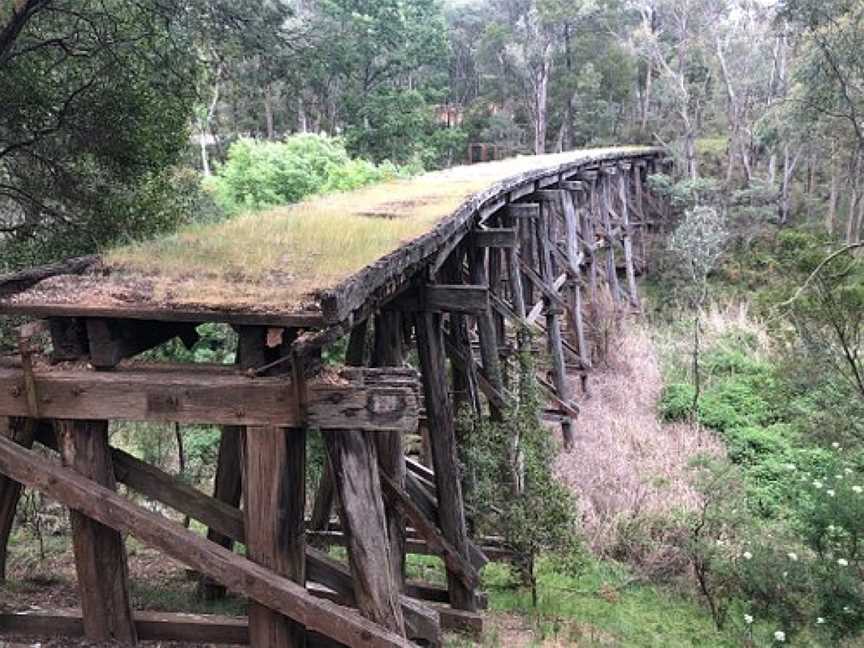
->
483, 558, 744, 647
103, 146, 655, 311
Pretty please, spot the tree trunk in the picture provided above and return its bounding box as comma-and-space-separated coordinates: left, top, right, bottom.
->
264, 82, 275, 140
297, 96, 308, 134
828, 146, 839, 235
685, 130, 698, 180
532, 43, 552, 156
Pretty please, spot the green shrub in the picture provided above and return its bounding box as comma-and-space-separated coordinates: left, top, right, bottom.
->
702, 346, 767, 377
697, 375, 776, 433
659, 382, 696, 422
210, 134, 404, 212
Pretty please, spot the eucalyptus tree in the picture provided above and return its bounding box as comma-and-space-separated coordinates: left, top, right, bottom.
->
633, 0, 722, 178
0, 0, 200, 265
783, 0, 864, 238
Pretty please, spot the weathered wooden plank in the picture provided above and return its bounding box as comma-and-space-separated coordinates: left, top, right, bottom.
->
0, 365, 418, 432
0, 435, 413, 648
307, 547, 441, 646
371, 311, 408, 591
308, 529, 515, 563
0, 418, 34, 580
85, 318, 199, 369
48, 318, 90, 362
561, 190, 591, 369
0, 609, 344, 647
32, 423, 246, 545
55, 420, 137, 643
508, 182, 536, 201
432, 605, 483, 636
518, 260, 569, 313
618, 169, 640, 308
505, 203, 540, 220
0, 302, 328, 329
309, 321, 368, 542
471, 228, 518, 249
414, 310, 477, 612
200, 425, 244, 601
440, 247, 483, 420
535, 203, 575, 449
479, 197, 506, 220
380, 472, 479, 591
244, 426, 306, 647
467, 251, 506, 421
530, 189, 564, 203
31, 424, 448, 638
322, 429, 405, 636
0, 256, 98, 299
559, 181, 587, 192
404, 473, 488, 571
389, 285, 489, 316
443, 336, 509, 413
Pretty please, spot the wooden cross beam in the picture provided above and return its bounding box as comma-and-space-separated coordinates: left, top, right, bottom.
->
471, 228, 518, 248
380, 472, 480, 591
387, 285, 489, 316
0, 435, 413, 648
0, 364, 418, 432
529, 190, 564, 203
83, 318, 200, 369
504, 203, 540, 220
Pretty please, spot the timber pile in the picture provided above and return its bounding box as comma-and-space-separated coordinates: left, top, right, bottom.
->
0, 146, 670, 647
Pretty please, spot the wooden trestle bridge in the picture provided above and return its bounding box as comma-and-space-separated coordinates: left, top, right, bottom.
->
0, 146, 668, 647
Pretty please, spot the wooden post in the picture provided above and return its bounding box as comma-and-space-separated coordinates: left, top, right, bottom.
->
244, 425, 306, 647
323, 429, 405, 635
468, 246, 505, 420
55, 419, 137, 644
536, 206, 575, 450
601, 174, 622, 303
309, 321, 368, 537
414, 309, 477, 612
561, 190, 590, 370
0, 417, 35, 580
372, 311, 408, 590
200, 426, 244, 600
586, 177, 600, 302
442, 248, 482, 420
485, 220, 507, 349
633, 164, 649, 270
618, 169, 640, 308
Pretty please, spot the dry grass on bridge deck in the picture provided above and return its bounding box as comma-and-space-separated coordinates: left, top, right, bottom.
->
1, 146, 657, 325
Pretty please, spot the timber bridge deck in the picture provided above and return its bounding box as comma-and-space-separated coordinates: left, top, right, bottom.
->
0, 146, 669, 647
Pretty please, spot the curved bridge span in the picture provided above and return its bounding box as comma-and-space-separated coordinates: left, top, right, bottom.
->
0, 146, 669, 648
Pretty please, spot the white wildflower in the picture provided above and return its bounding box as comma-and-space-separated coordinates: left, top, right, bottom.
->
785, 463, 796, 471
813, 480, 824, 489
742, 551, 753, 560
838, 558, 849, 567
787, 552, 799, 562
833, 442, 841, 448
744, 614, 754, 625
817, 617, 825, 624
854, 485, 863, 494
827, 489, 836, 497
774, 630, 786, 642
845, 468, 854, 475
